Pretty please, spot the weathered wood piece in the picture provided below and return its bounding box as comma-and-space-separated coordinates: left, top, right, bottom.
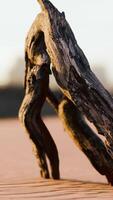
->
19, 29, 60, 179
37, 0, 113, 159
19, 0, 113, 185
47, 90, 113, 184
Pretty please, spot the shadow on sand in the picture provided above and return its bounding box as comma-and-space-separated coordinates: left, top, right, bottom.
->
0, 178, 112, 200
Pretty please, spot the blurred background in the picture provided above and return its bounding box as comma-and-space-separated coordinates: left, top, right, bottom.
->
0, 0, 113, 118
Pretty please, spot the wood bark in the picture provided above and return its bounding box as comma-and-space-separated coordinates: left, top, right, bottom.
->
36, 0, 113, 155
47, 91, 113, 184
19, 0, 113, 185
19, 30, 60, 179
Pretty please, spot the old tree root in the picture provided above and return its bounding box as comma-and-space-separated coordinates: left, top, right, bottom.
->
19, 0, 113, 185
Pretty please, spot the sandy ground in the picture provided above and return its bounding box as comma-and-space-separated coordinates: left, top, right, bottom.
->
0, 117, 113, 199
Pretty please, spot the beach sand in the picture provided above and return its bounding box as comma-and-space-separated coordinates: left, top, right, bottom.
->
0, 117, 113, 199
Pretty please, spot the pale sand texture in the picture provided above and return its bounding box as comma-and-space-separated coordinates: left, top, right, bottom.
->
0, 117, 113, 199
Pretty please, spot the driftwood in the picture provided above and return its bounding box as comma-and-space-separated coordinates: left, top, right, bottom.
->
47, 91, 113, 184
19, 0, 113, 185
19, 31, 60, 179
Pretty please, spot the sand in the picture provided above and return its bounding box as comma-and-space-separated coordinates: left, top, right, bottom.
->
0, 117, 113, 199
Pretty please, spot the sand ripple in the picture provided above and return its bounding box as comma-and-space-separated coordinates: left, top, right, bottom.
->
0, 179, 113, 200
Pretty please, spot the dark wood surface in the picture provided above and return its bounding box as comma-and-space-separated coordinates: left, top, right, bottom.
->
19, 0, 113, 185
